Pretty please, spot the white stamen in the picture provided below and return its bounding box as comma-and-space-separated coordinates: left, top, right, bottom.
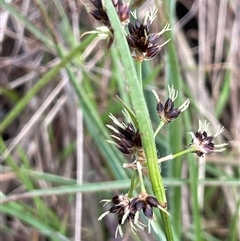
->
98, 211, 110, 220
106, 140, 119, 146
130, 10, 137, 19
129, 220, 138, 235
213, 126, 225, 137
215, 143, 228, 148
178, 98, 190, 112
157, 205, 170, 216
158, 23, 172, 35
152, 89, 160, 102
213, 147, 227, 152
121, 209, 130, 225
168, 85, 178, 101
134, 210, 140, 225
99, 199, 111, 206
158, 38, 171, 48
115, 224, 124, 238
144, 7, 158, 25
198, 120, 210, 133
106, 124, 119, 134
108, 113, 126, 129
109, 134, 121, 141
135, 220, 146, 230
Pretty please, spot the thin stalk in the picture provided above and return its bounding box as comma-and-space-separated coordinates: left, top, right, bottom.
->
154, 120, 165, 137
158, 146, 196, 163
102, 1, 174, 240
128, 171, 136, 198
136, 162, 146, 193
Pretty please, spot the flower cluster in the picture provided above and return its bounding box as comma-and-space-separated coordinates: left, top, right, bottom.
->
89, 0, 170, 60
90, 0, 130, 28
188, 120, 228, 157
98, 193, 168, 238
87, 2, 228, 239
153, 86, 190, 124
127, 9, 171, 61
106, 113, 145, 164
89, 0, 130, 47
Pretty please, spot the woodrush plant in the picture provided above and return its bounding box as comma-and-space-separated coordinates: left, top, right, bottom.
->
86, 0, 228, 240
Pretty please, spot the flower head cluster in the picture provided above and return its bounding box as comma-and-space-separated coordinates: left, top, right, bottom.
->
89, 0, 130, 47
153, 86, 190, 124
107, 113, 144, 161
188, 120, 228, 157
90, 0, 130, 28
89, 0, 110, 29
88, 1, 170, 60
127, 9, 171, 61
98, 193, 169, 238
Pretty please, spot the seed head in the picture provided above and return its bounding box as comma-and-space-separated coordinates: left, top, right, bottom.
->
115, 0, 130, 25
98, 192, 169, 237
89, 0, 130, 48
153, 86, 190, 124
90, 0, 130, 26
90, 0, 110, 28
98, 194, 145, 238
106, 113, 143, 157
188, 120, 228, 157
127, 8, 171, 61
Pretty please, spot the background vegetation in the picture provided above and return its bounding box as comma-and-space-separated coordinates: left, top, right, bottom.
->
0, 0, 239, 241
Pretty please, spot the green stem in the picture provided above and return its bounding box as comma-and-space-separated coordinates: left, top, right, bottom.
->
158, 146, 196, 163
136, 162, 146, 193
154, 120, 165, 137
103, 1, 174, 240
127, 171, 136, 198
135, 61, 143, 89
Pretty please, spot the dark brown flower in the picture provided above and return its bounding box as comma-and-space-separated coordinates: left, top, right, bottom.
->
188, 120, 228, 157
126, 9, 170, 61
130, 193, 168, 219
98, 192, 169, 237
107, 114, 142, 156
153, 86, 190, 124
98, 194, 145, 238
89, 0, 130, 48
115, 0, 130, 24
90, 0, 110, 28
130, 192, 169, 234
90, 0, 130, 27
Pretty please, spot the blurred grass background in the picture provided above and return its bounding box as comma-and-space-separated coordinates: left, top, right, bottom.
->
0, 0, 239, 241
